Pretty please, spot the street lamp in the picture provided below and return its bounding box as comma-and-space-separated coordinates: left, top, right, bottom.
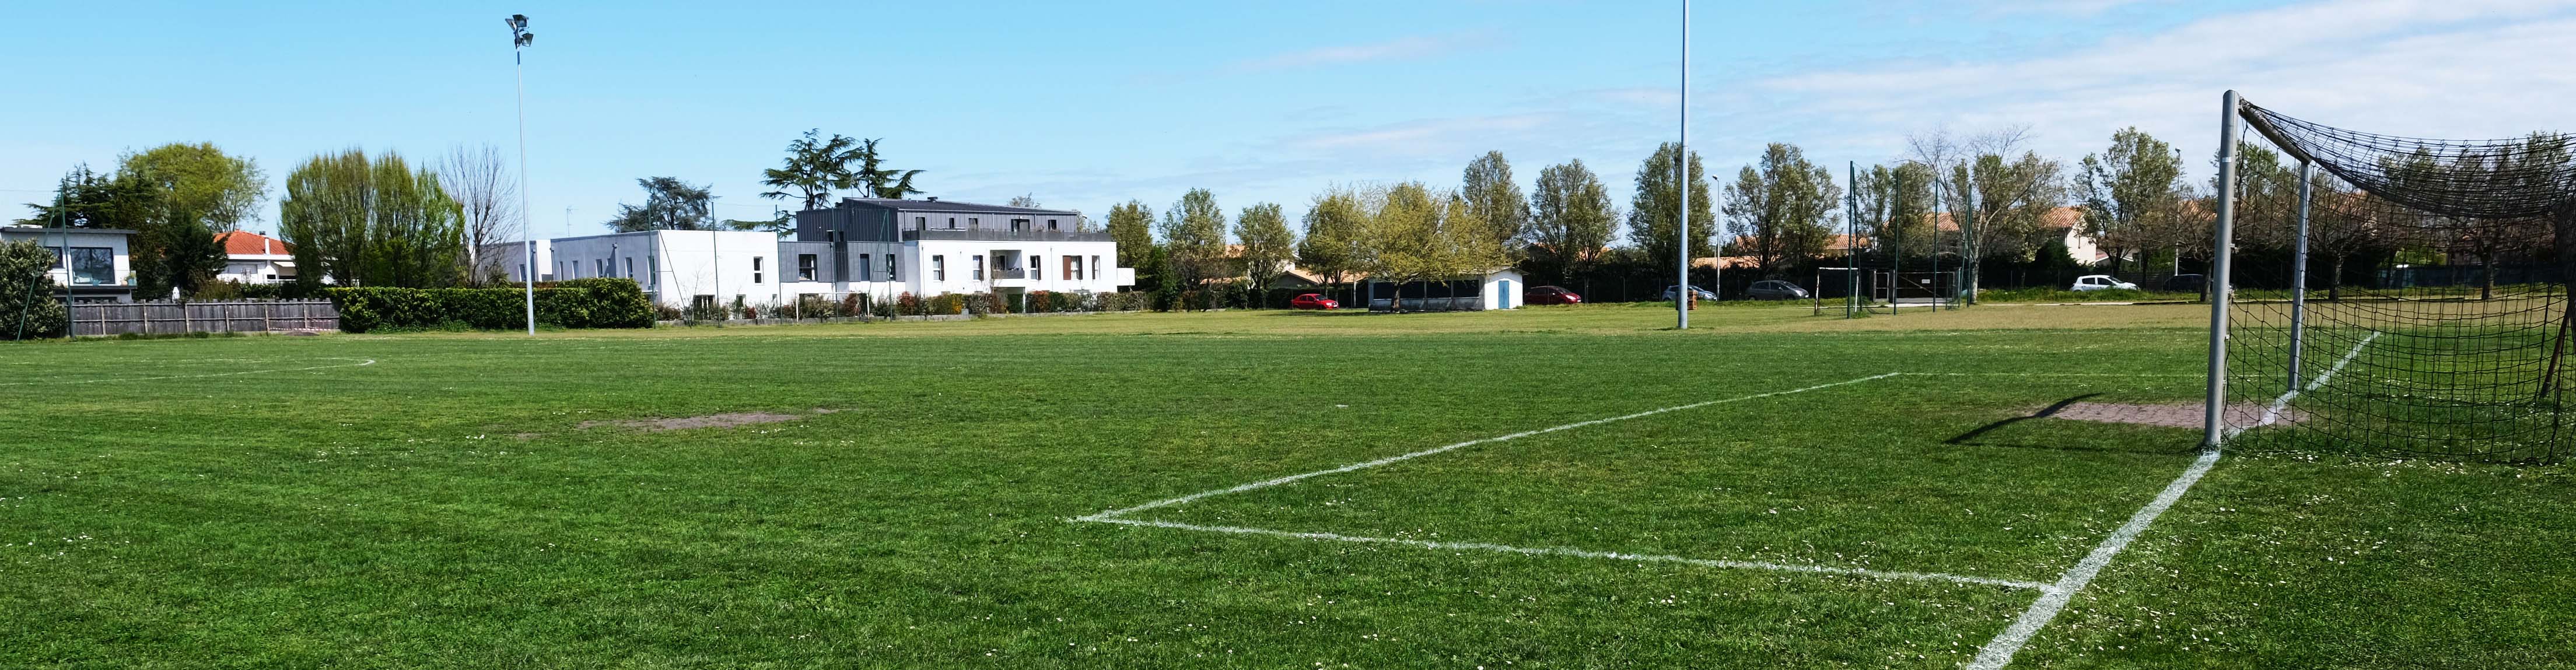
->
508, 14, 536, 335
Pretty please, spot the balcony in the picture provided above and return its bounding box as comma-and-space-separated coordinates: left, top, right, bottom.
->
902, 228, 1112, 243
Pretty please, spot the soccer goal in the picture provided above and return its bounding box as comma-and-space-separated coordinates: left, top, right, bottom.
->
2203, 90, 2576, 462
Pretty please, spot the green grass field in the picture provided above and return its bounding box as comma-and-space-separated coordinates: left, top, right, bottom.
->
4, 304, 2570, 668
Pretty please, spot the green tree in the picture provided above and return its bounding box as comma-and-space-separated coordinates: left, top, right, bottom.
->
607, 177, 716, 232
1462, 150, 1530, 249
1526, 159, 1616, 284
2076, 128, 2188, 278
1158, 188, 1227, 285
1008, 194, 1040, 208
1852, 162, 1937, 258
760, 129, 865, 211
1720, 143, 1843, 276
852, 139, 925, 199
1233, 202, 1295, 297
1356, 183, 1508, 311
1626, 142, 1717, 279
1297, 185, 1368, 300
278, 149, 467, 289
121, 142, 268, 233
1106, 200, 1154, 271
2, 239, 68, 339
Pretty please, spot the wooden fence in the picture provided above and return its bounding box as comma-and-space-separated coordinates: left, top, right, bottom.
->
69, 300, 340, 336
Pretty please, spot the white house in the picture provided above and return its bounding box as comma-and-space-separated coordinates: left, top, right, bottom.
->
2, 226, 137, 303
214, 230, 297, 285
488, 198, 1135, 312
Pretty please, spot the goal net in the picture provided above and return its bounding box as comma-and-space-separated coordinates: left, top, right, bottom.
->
2221, 98, 2576, 462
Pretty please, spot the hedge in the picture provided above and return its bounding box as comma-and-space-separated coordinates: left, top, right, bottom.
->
326, 277, 653, 333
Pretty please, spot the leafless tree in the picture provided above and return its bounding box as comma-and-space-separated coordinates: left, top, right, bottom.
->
440, 144, 520, 284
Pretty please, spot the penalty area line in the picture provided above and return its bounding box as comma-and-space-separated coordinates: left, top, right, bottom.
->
1084, 516, 2052, 591
1074, 372, 1902, 522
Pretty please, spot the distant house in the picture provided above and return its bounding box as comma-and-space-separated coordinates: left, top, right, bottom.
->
1, 226, 137, 303
214, 230, 298, 285
485, 197, 1138, 311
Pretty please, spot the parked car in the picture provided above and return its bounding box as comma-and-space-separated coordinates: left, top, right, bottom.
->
1745, 279, 1811, 300
1289, 293, 1339, 310
2070, 275, 2139, 292
1523, 285, 1582, 305
1660, 285, 1720, 301
2161, 273, 2207, 293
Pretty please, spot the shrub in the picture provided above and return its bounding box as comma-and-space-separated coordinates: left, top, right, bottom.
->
324, 284, 652, 333
1, 240, 68, 339
926, 293, 965, 315
653, 304, 682, 321
554, 278, 654, 328
897, 292, 924, 315
839, 293, 863, 317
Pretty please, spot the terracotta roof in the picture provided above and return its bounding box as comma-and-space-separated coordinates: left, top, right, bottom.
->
216, 231, 292, 256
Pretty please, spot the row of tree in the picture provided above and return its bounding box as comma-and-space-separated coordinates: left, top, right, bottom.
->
18, 143, 267, 298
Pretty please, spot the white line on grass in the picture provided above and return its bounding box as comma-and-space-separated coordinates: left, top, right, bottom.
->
0, 357, 377, 385
1076, 373, 1903, 522
1969, 332, 2380, 668
1089, 516, 2053, 590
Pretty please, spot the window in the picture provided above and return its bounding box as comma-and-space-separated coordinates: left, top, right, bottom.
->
518, 264, 527, 282
915, 216, 927, 230
947, 217, 958, 229
596, 259, 608, 278
968, 218, 980, 230
887, 254, 898, 280
648, 256, 659, 289
972, 255, 985, 280
1010, 218, 1030, 232
932, 255, 946, 280
752, 257, 764, 284
1030, 256, 1041, 280
693, 295, 716, 312
1064, 255, 1080, 280
797, 254, 818, 282
1091, 255, 1101, 280
1046, 219, 1059, 231
858, 254, 873, 281
625, 257, 635, 279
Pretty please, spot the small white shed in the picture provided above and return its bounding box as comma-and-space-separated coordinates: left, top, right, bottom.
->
1479, 268, 1526, 310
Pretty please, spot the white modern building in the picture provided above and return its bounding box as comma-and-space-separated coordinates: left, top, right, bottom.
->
2, 226, 137, 303
489, 198, 1134, 311
214, 230, 298, 285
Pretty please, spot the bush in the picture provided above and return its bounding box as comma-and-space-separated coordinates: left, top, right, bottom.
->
1097, 292, 1151, 312
324, 281, 661, 333
897, 292, 925, 315
926, 293, 965, 315
839, 293, 863, 317
1, 240, 67, 340
653, 304, 682, 321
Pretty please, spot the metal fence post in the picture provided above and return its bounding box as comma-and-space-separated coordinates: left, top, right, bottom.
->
2203, 90, 2245, 450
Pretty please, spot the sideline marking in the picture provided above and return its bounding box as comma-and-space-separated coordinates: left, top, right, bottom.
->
1090, 516, 2052, 591
0, 358, 377, 386
1077, 373, 1902, 521
1969, 332, 2379, 668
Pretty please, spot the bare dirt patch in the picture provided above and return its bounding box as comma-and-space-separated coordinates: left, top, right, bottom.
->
581, 408, 838, 432
2042, 401, 2302, 429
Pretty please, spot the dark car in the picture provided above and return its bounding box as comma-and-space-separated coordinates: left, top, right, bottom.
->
1746, 279, 1811, 300
1289, 293, 1339, 310
2161, 274, 2206, 293
1523, 285, 1582, 305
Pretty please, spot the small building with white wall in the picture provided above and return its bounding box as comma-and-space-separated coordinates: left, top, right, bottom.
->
2, 226, 137, 303
214, 230, 298, 285
1363, 268, 1526, 311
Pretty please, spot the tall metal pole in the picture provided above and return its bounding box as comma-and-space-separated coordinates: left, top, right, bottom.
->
1675, 0, 1690, 329
1846, 161, 1860, 318
511, 15, 537, 336
2203, 90, 2245, 449
1891, 168, 1902, 315
2288, 159, 2314, 391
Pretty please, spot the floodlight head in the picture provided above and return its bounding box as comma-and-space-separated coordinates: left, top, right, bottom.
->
516, 33, 534, 47
510, 14, 528, 30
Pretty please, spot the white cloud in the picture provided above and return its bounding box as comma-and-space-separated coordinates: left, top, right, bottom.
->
1762, 0, 2576, 166
1218, 31, 1489, 75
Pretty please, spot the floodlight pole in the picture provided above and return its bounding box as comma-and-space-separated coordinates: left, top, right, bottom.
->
1891, 168, 1902, 315
2203, 90, 2245, 450
2288, 159, 2314, 391
510, 15, 536, 336
1675, 0, 1690, 329
1846, 161, 1860, 318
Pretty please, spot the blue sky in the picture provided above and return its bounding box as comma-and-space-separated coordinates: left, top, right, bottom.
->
7, 1, 2573, 240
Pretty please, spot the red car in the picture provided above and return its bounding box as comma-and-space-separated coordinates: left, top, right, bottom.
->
1290, 293, 1339, 310
1523, 285, 1582, 305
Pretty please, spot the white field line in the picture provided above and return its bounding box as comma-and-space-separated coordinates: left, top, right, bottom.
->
1075, 373, 1902, 521
1909, 372, 2201, 377
1089, 516, 2052, 590
0, 357, 377, 386
1966, 332, 2382, 668
2231, 331, 2379, 440
1967, 448, 2220, 669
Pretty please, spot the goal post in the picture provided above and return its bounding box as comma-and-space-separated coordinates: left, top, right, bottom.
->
2208, 91, 2576, 462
